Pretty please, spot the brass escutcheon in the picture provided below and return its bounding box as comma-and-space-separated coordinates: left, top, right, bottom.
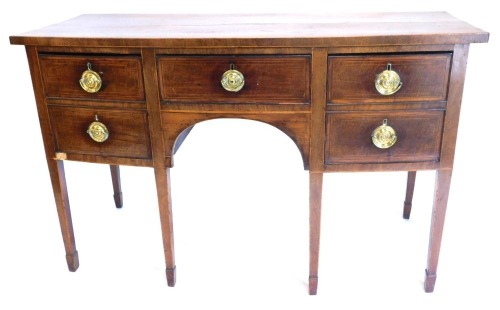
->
87, 115, 109, 143
371, 119, 397, 149
221, 63, 245, 92
80, 62, 102, 93
375, 63, 402, 95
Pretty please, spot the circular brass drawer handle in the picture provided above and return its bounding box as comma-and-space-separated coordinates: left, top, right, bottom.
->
375, 63, 402, 95
372, 119, 397, 149
221, 63, 245, 92
80, 62, 102, 93
87, 115, 109, 143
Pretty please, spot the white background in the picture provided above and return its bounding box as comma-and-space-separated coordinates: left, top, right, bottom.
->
0, 1, 497, 309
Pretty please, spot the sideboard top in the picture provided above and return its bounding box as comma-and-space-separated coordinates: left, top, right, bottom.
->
10, 12, 489, 48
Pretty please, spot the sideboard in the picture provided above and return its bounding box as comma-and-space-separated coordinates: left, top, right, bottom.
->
10, 12, 489, 295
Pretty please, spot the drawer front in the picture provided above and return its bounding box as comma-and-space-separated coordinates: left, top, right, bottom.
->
48, 106, 151, 159
158, 56, 310, 104
328, 54, 451, 104
39, 55, 145, 101
325, 111, 444, 164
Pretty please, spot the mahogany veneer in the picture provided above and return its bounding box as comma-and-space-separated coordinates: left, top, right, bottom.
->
328, 54, 451, 104
40, 55, 145, 101
10, 12, 488, 295
158, 55, 311, 104
325, 110, 444, 164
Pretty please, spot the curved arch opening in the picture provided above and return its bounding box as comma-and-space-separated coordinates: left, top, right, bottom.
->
171, 117, 308, 169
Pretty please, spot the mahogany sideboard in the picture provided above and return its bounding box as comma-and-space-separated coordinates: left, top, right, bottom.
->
10, 13, 488, 295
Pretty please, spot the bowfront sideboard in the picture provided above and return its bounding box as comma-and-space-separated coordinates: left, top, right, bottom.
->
10, 12, 488, 295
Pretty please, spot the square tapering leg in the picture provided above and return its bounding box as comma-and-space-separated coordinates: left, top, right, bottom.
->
48, 160, 79, 272
110, 165, 123, 208
309, 172, 323, 295
154, 167, 176, 287
424, 169, 452, 293
403, 171, 417, 219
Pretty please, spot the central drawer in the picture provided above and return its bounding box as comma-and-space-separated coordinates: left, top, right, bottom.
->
157, 55, 311, 104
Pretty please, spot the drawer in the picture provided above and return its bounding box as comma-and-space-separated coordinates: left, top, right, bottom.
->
328, 54, 451, 104
48, 106, 151, 159
325, 111, 444, 164
157, 56, 310, 104
39, 55, 145, 101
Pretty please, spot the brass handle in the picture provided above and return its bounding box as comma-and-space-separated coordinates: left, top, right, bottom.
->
375, 63, 402, 95
221, 64, 245, 92
371, 119, 397, 149
80, 62, 102, 93
87, 115, 109, 143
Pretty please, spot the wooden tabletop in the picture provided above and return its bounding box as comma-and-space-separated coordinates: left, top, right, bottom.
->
10, 12, 489, 48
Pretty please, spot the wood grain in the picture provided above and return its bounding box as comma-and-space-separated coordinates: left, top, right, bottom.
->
48, 106, 152, 159
39, 54, 145, 101
158, 56, 310, 104
328, 54, 451, 104
309, 48, 327, 172
325, 110, 444, 164
10, 13, 489, 47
